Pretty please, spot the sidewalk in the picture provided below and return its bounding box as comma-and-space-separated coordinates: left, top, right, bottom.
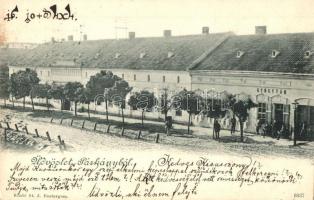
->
1, 101, 312, 149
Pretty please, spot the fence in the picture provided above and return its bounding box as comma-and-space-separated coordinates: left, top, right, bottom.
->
0, 121, 66, 151
49, 117, 161, 143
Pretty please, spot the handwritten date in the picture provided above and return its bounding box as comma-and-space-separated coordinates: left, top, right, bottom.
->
3, 4, 77, 23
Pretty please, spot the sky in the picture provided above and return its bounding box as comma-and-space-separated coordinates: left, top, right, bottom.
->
1, 0, 314, 43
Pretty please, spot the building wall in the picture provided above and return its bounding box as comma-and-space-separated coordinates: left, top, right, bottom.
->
190, 70, 314, 134
8, 65, 314, 137
8, 66, 191, 91
8, 65, 192, 124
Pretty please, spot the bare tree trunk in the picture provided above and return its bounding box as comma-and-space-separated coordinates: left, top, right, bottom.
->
46, 97, 49, 111
105, 100, 109, 123
121, 107, 124, 126
74, 102, 77, 116
30, 96, 35, 111
164, 109, 167, 121
60, 99, 63, 113
87, 103, 90, 119
23, 97, 25, 109
188, 113, 191, 134
142, 110, 144, 127
240, 120, 244, 142
11, 96, 15, 108
212, 118, 215, 139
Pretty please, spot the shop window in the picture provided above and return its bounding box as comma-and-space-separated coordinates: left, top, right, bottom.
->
147, 75, 150, 82
163, 76, 166, 83
257, 103, 266, 120
177, 76, 180, 83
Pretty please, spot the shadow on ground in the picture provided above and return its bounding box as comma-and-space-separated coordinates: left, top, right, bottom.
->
27, 109, 192, 136
218, 135, 276, 145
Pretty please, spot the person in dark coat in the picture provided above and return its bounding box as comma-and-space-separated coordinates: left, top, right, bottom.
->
265, 122, 271, 136
230, 117, 236, 135
272, 120, 279, 138
277, 123, 284, 140
300, 121, 307, 140
256, 119, 262, 135
214, 119, 221, 139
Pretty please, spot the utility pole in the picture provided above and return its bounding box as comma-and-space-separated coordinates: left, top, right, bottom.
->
292, 101, 299, 146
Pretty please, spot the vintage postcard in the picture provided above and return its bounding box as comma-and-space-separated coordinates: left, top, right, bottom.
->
0, 0, 313, 199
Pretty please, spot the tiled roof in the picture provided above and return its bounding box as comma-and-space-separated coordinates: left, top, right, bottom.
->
193, 32, 314, 74
11, 33, 232, 71
0, 48, 27, 65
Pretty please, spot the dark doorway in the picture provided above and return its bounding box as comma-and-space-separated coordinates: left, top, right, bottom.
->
297, 105, 314, 140
274, 104, 284, 123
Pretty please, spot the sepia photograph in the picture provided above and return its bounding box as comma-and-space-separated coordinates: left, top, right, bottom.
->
0, 0, 313, 199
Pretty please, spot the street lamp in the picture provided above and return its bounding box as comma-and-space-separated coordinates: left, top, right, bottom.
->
292, 101, 299, 146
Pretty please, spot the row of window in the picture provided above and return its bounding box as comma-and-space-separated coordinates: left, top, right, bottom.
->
257, 103, 290, 123
257, 88, 287, 95
50, 69, 80, 76
121, 73, 181, 83
39, 71, 50, 77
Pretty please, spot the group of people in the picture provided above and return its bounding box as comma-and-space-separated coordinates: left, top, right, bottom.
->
256, 119, 285, 139
256, 119, 309, 140
165, 114, 308, 140
213, 117, 236, 139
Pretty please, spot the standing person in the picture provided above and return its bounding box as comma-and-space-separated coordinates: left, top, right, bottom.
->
165, 118, 171, 136
272, 120, 278, 138
300, 121, 306, 140
261, 122, 266, 138
230, 117, 236, 135
258, 121, 265, 137
214, 119, 221, 140
277, 123, 284, 140
264, 123, 269, 136
256, 119, 262, 135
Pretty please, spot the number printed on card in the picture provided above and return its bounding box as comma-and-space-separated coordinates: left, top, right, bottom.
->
294, 193, 304, 198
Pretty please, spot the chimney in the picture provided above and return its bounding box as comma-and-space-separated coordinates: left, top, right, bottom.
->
202, 27, 209, 35
129, 32, 135, 40
83, 34, 87, 41
163, 30, 171, 37
67, 35, 73, 41
255, 26, 267, 35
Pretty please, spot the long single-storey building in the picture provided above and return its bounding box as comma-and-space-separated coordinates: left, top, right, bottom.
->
7, 26, 314, 139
